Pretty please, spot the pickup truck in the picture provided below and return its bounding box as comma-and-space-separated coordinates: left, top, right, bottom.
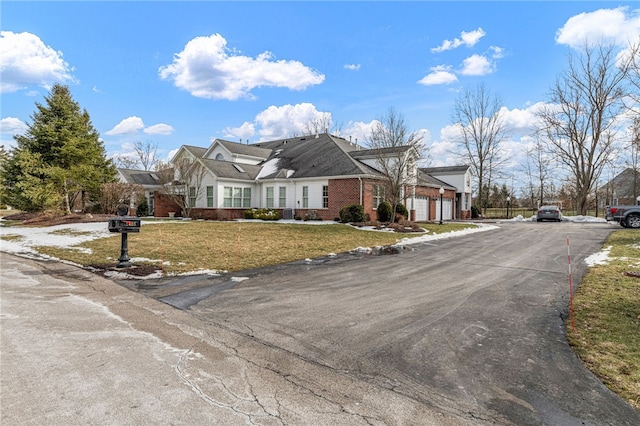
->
605, 205, 640, 228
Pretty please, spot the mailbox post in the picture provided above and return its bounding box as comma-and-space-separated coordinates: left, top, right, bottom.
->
108, 216, 141, 268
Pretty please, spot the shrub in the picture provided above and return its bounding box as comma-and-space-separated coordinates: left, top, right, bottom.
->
136, 197, 149, 217
471, 205, 481, 218
243, 208, 255, 219
251, 208, 281, 221
376, 201, 392, 222
304, 210, 319, 221
395, 203, 408, 219
339, 204, 365, 223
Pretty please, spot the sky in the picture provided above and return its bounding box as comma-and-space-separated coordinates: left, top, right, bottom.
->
1, 1, 639, 195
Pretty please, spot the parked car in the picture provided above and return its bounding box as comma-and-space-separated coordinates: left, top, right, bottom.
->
536, 205, 562, 222
605, 205, 640, 228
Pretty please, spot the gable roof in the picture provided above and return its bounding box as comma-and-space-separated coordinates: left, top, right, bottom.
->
118, 168, 162, 186
416, 169, 457, 190
199, 158, 262, 180
602, 168, 640, 198
420, 165, 470, 175
213, 139, 272, 160
350, 145, 413, 160
252, 133, 381, 179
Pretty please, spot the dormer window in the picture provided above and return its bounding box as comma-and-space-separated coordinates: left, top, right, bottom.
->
215, 153, 224, 160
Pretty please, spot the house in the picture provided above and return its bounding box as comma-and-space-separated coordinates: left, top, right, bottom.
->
123, 133, 472, 221
599, 168, 640, 207
116, 168, 164, 215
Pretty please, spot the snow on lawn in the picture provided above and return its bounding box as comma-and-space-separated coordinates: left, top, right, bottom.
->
0, 221, 116, 257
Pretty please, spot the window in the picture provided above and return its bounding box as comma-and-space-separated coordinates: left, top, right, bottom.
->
373, 185, 384, 208
243, 188, 251, 207
279, 187, 286, 208
322, 185, 329, 208
215, 153, 224, 160
233, 187, 242, 207
266, 187, 274, 208
206, 186, 214, 208
223, 187, 233, 207
302, 186, 309, 208
223, 186, 252, 208
188, 186, 196, 207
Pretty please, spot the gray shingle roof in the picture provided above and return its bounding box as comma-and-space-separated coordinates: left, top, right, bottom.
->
199, 158, 262, 180
215, 139, 272, 160
182, 145, 208, 158
118, 168, 162, 186
253, 133, 381, 179
421, 165, 470, 174
416, 170, 456, 189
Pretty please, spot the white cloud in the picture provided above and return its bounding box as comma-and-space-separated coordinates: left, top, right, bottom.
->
0, 117, 28, 135
459, 54, 493, 76
499, 103, 547, 133
556, 7, 640, 49
144, 123, 174, 135
106, 116, 145, 135
418, 65, 458, 86
0, 31, 74, 93
254, 103, 330, 140
489, 46, 505, 59
343, 120, 379, 145
158, 33, 325, 100
431, 28, 486, 53
344, 64, 361, 71
223, 122, 256, 141
106, 117, 173, 136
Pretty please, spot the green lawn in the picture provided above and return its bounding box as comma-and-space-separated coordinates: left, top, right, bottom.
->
32, 221, 474, 274
567, 230, 640, 410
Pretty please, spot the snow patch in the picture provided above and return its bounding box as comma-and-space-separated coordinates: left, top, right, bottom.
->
584, 246, 613, 266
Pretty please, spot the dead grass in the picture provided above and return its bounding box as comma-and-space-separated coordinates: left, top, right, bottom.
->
35, 221, 474, 274
567, 230, 640, 410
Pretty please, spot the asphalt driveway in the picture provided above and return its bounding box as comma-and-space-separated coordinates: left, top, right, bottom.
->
121, 221, 639, 425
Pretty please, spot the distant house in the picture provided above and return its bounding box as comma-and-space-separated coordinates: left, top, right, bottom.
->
116, 169, 164, 215
599, 168, 640, 207
122, 133, 473, 221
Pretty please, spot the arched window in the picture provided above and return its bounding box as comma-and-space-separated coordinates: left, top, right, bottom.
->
215, 153, 224, 160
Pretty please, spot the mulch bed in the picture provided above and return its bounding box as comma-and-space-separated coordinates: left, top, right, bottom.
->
89, 262, 163, 278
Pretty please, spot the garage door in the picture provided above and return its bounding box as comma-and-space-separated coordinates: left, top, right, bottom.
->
415, 196, 429, 222
435, 198, 453, 221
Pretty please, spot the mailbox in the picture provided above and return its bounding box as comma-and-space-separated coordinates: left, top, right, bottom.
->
108, 217, 141, 233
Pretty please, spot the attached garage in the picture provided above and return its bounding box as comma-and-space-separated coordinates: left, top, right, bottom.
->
414, 196, 429, 222
435, 198, 453, 221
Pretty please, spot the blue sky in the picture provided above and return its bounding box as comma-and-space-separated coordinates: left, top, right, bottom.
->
1, 1, 639, 192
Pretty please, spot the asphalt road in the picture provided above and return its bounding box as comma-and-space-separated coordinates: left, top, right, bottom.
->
119, 221, 640, 425
3, 221, 639, 425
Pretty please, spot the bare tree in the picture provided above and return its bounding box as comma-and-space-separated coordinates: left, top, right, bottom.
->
114, 155, 139, 169
113, 140, 159, 171
626, 117, 640, 200
452, 84, 507, 215
134, 140, 159, 171
522, 134, 555, 207
156, 155, 207, 218
536, 43, 632, 215
368, 107, 424, 221
99, 182, 144, 215
624, 40, 640, 107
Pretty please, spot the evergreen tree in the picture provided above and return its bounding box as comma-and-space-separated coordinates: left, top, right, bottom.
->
2, 84, 116, 212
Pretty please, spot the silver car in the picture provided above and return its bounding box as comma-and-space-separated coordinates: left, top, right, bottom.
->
537, 205, 562, 222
